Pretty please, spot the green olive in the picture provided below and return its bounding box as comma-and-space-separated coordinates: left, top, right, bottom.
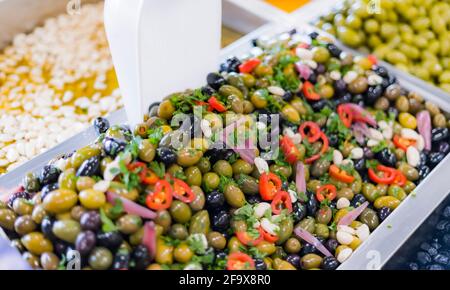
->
129, 228, 144, 245
154, 210, 172, 233
398, 162, 419, 181
70, 205, 86, 221
79, 189, 106, 209
31, 204, 46, 224
213, 160, 233, 177
52, 220, 81, 243
169, 223, 189, 240
301, 253, 323, 270
134, 122, 149, 138
185, 166, 202, 186
107, 182, 139, 201
236, 174, 259, 195
230, 95, 244, 114
158, 100, 175, 120
273, 258, 296, 270
254, 64, 273, 78
403, 180, 416, 194
395, 96, 410, 112
296, 217, 315, 234
196, 157, 211, 174
374, 196, 401, 210
314, 223, 330, 239
40, 252, 60, 270
232, 159, 254, 175
177, 148, 203, 167
58, 169, 77, 191
189, 186, 205, 212
270, 164, 292, 179
284, 237, 301, 254
315, 206, 332, 225
170, 201, 192, 224
219, 85, 244, 99
76, 176, 96, 191
174, 243, 194, 263
224, 184, 246, 208
202, 172, 220, 190
337, 187, 354, 200
207, 231, 226, 250
250, 89, 268, 109
374, 97, 390, 111
23, 173, 40, 193
138, 139, 156, 162
311, 159, 331, 178
189, 210, 210, 235
70, 146, 100, 169
348, 76, 368, 94
227, 236, 242, 253
155, 238, 174, 265
167, 164, 184, 177
14, 215, 37, 236
116, 214, 142, 235
281, 104, 301, 124
43, 189, 78, 214
359, 208, 380, 230
277, 217, 294, 245
290, 97, 309, 117
256, 241, 276, 256
307, 179, 322, 193
362, 183, 380, 202
433, 113, 446, 128
242, 100, 255, 114
387, 185, 407, 201
241, 73, 256, 88
12, 198, 33, 216
88, 247, 113, 270
21, 232, 53, 255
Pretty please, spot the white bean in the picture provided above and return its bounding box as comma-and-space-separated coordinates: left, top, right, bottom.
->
261, 218, 280, 236
333, 150, 343, 165
369, 128, 384, 141
337, 248, 353, 263
356, 224, 370, 242
336, 231, 354, 245
401, 128, 419, 140
337, 197, 350, 209
268, 86, 285, 96
254, 202, 271, 218
350, 147, 364, 159
407, 146, 420, 167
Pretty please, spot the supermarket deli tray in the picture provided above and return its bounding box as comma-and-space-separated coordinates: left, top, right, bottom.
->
2, 21, 450, 270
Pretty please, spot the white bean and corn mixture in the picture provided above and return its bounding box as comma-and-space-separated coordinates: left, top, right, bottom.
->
0, 3, 121, 174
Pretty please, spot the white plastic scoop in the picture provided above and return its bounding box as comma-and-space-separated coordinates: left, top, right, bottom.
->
104, 0, 222, 126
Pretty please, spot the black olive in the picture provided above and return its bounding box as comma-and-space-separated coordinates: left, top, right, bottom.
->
41, 183, 59, 201
7, 191, 31, 208
328, 133, 339, 148
387, 107, 398, 119
381, 78, 390, 89
374, 66, 388, 78
333, 93, 352, 107
39, 165, 61, 186
41, 217, 56, 241
54, 240, 69, 258
418, 151, 429, 167
247, 194, 262, 205
148, 102, 160, 117
364, 85, 383, 105
376, 148, 397, 167
292, 202, 307, 223
80, 211, 101, 231
282, 91, 293, 102
306, 191, 318, 217
363, 147, 374, 159
206, 73, 226, 90
103, 137, 127, 157
354, 158, 366, 173
286, 254, 301, 268
324, 239, 339, 255
132, 245, 151, 270
436, 142, 450, 155
220, 56, 241, 73
156, 147, 177, 165
96, 231, 123, 251
308, 73, 317, 84
251, 38, 258, 47
378, 207, 392, 222
204, 146, 234, 164
206, 191, 225, 210
76, 156, 101, 177
309, 31, 319, 39
254, 258, 267, 270
417, 251, 431, 265
431, 128, 449, 143
322, 256, 340, 270
351, 194, 367, 208
418, 164, 431, 181
201, 86, 215, 96
211, 210, 230, 232
93, 117, 110, 136
315, 64, 326, 75
334, 79, 347, 96
310, 99, 329, 112
427, 152, 445, 168
299, 242, 318, 256
326, 43, 342, 58
113, 250, 130, 270
388, 74, 397, 85
351, 94, 365, 106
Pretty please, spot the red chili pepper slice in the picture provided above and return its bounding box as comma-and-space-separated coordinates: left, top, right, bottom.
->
299, 121, 322, 143
305, 132, 329, 164
280, 136, 301, 164
271, 191, 293, 215
392, 170, 407, 187
208, 96, 227, 113
368, 55, 378, 65
368, 165, 397, 184
194, 100, 213, 112
302, 81, 321, 101
259, 172, 282, 201
393, 135, 416, 152
316, 184, 337, 202
238, 58, 261, 74
226, 252, 255, 270
171, 178, 195, 203
145, 180, 173, 211
236, 227, 264, 246
337, 104, 354, 128
127, 161, 147, 173
140, 169, 159, 185
329, 164, 355, 183
261, 227, 279, 243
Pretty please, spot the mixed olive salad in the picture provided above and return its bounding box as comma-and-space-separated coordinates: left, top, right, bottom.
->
1, 30, 450, 270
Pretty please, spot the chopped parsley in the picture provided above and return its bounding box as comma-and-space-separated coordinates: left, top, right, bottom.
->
149, 161, 165, 178
365, 159, 379, 170
109, 198, 124, 216
99, 208, 118, 233
371, 140, 388, 153
147, 127, 163, 145
119, 157, 140, 190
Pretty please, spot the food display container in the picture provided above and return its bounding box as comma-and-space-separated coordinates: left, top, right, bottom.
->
2, 20, 450, 270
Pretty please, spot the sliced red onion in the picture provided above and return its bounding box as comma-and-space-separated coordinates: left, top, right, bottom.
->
232, 148, 255, 164
295, 62, 312, 80
343, 103, 377, 127
294, 227, 332, 257
106, 192, 157, 220
142, 221, 156, 260
352, 122, 370, 145
338, 201, 369, 226
417, 110, 431, 151
295, 161, 306, 194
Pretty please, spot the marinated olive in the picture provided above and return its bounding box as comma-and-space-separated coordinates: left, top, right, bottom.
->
89, 247, 113, 270
52, 220, 81, 243
170, 201, 192, 224
21, 232, 53, 255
